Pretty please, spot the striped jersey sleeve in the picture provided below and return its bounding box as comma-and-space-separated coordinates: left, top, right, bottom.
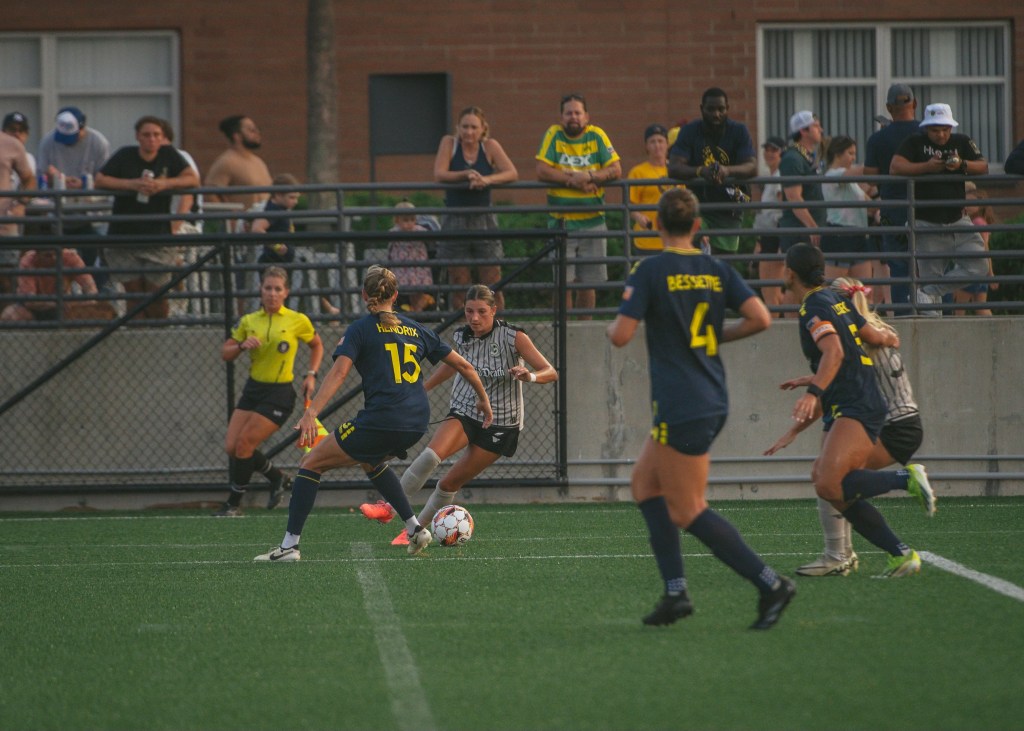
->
872, 346, 918, 422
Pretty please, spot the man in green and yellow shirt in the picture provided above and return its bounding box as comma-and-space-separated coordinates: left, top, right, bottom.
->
536, 93, 621, 317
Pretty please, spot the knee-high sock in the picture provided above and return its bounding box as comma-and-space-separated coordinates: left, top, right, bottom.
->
285, 468, 321, 537
251, 449, 283, 483
418, 487, 457, 527
840, 500, 908, 556
401, 448, 441, 498
227, 456, 256, 506
368, 464, 414, 522
686, 508, 778, 593
841, 469, 909, 502
638, 497, 686, 595
816, 496, 849, 561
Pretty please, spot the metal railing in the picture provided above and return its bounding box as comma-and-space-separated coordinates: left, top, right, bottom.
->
1, 173, 1023, 327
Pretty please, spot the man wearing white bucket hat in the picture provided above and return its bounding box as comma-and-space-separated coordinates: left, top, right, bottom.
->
890, 103, 988, 312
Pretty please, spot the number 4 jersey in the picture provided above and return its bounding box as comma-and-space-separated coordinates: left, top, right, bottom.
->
618, 249, 757, 425
333, 312, 452, 432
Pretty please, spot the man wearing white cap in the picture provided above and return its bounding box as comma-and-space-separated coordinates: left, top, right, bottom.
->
778, 110, 825, 254
890, 103, 988, 311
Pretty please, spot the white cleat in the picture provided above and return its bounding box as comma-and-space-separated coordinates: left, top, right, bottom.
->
407, 527, 432, 556
254, 545, 300, 562
796, 554, 853, 577
907, 464, 937, 517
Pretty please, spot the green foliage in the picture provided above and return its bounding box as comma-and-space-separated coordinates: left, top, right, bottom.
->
987, 211, 1024, 313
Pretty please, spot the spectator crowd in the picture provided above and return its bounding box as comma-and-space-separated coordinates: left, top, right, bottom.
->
3, 85, 1023, 324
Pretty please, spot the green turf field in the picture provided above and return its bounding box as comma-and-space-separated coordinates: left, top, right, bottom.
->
2, 497, 1022, 731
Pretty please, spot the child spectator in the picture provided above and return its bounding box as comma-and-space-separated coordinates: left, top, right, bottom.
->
255, 173, 301, 265
1, 247, 114, 322
954, 188, 997, 316
387, 200, 434, 312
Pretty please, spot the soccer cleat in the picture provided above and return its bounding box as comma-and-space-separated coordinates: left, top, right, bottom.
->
881, 550, 921, 578
407, 526, 432, 556
751, 576, 796, 630
254, 545, 301, 562
266, 474, 292, 510
390, 531, 410, 546
906, 464, 937, 517
642, 593, 694, 626
212, 503, 243, 518
796, 554, 852, 577
848, 551, 860, 573
360, 500, 396, 524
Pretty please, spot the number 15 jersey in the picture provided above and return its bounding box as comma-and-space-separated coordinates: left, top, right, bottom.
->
618, 249, 757, 425
334, 312, 452, 432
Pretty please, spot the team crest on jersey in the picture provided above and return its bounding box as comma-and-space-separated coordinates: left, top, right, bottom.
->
490, 342, 499, 357
278, 341, 290, 353
622, 285, 634, 301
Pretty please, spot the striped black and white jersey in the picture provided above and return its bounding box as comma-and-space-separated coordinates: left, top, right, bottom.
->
872, 346, 918, 422
449, 320, 525, 429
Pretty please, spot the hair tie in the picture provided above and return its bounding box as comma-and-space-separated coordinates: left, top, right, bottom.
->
840, 283, 872, 297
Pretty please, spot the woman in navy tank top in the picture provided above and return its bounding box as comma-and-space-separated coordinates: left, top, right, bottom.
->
433, 106, 518, 310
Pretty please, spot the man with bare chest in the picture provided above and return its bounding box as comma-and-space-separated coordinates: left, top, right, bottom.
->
205, 115, 272, 210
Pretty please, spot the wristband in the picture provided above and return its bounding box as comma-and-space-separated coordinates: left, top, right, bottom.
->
529, 372, 537, 383
806, 383, 824, 398
306, 370, 318, 377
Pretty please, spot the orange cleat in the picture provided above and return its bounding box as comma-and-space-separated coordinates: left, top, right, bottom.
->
359, 500, 396, 524
390, 531, 410, 546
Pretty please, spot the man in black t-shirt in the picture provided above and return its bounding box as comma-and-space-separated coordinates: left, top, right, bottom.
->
95, 116, 198, 319
890, 103, 988, 311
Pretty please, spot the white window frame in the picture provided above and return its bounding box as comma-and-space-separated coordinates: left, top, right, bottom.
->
756, 21, 1012, 167
0, 30, 180, 153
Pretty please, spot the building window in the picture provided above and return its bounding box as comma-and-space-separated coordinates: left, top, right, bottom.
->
758, 22, 1011, 165
0, 31, 180, 155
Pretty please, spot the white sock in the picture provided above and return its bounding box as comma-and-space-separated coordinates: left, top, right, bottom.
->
816, 497, 847, 561
281, 531, 300, 549
418, 487, 458, 527
401, 448, 441, 498
843, 515, 855, 557
404, 517, 421, 536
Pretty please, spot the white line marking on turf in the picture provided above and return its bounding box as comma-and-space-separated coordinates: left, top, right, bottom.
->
351, 542, 436, 731
919, 551, 1024, 603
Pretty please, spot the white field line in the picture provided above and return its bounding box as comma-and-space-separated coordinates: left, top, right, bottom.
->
351, 542, 436, 731
919, 551, 1024, 603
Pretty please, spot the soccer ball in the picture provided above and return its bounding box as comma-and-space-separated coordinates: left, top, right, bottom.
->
431, 505, 474, 547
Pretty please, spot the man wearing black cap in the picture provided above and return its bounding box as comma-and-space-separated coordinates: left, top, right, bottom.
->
2, 112, 36, 178
667, 87, 757, 257
626, 123, 681, 252
864, 83, 919, 309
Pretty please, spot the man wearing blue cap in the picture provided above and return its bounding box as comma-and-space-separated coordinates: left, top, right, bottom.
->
37, 106, 112, 282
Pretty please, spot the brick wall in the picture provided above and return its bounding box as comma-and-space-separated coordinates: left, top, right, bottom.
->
9, 1, 1024, 190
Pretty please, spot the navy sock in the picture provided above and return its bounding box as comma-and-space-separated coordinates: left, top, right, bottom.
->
841, 469, 908, 502
841, 500, 907, 556
251, 449, 283, 483
637, 497, 686, 595
367, 464, 414, 521
686, 509, 778, 593
286, 468, 321, 536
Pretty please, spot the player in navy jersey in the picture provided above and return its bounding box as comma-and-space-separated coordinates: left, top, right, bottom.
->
254, 266, 492, 561
359, 284, 557, 544
607, 187, 795, 630
778, 244, 935, 579
766, 276, 925, 576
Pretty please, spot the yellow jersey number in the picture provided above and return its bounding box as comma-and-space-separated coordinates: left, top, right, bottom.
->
689, 302, 718, 356
384, 343, 421, 384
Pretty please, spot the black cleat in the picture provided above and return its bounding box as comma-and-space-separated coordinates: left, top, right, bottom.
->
266, 474, 292, 510
642, 593, 694, 626
750, 576, 796, 630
